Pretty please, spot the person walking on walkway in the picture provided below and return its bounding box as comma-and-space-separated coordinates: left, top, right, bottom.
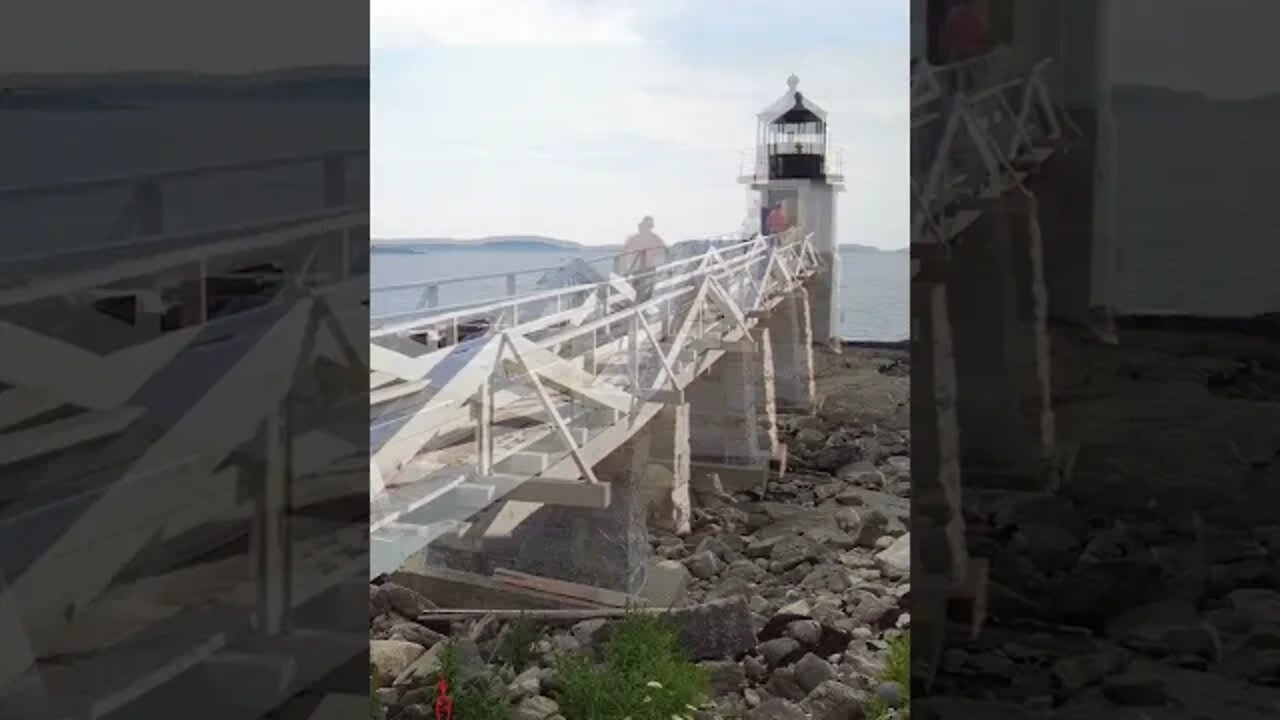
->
618, 216, 666, 303
941, 0, 991, 69
765, 202, 789, 236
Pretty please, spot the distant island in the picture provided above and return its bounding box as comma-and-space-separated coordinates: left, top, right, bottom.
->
844, 243, 907, 253
374, 236, 905, 254
373, 236, 603, 254
0, 65, 367, 109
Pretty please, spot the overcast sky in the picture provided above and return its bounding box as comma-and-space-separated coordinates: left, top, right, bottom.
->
371, 0, 909, 248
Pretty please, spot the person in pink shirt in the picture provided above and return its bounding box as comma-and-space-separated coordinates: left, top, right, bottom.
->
618, 216, 666, 302
941, 0, 990, 64
765, 202, 789, 235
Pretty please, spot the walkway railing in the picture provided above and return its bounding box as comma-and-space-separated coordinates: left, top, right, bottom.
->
369, 233, 746, 319
369, 229, 821, 576
911, 47, 1077, 244
0, 153, 370, 709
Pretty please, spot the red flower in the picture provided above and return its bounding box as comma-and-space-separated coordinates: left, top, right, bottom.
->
434, 678, 453, 720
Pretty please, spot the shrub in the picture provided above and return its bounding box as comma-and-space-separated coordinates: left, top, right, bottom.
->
496, 614, 540, 673
554, 612, 709, 720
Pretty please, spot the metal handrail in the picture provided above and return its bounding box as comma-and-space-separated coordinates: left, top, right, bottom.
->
369, 231, 798, 334
369, 232, 818, 500
912, 52, 1066, 243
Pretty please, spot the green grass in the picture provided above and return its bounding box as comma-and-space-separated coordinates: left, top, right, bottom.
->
554, 612, 710, 720
866, 630, 910, 720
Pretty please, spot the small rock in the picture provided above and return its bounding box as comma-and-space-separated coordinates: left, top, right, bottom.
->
743, 655, 770, 681
670, 597, 759, 660
772, 536, 818, 572
700, 659, 746, 696
1050, 649, 1126, 694
371, 582, 437, 619
765, 667, 809, 701
373, 687, 401, 707
745, 535, 786, 558
399, 705, 431, 720
749, 698, 807, 720
802, 679, 867, 720
778, 599, 813, 617
805, 526, 859, 551
743, 687, 762, 707
370, 639, 425, 685
685, 550, 723, 579
874, 533, 910, 577
509, 666, 546, 697
387, 621, 446, 647
794, 653, 837, 693
515, 695, 560, 720
835, 490, 866, 506
1102, 673, 1168, 706
854, 510, 889, 547
797, 428, 827, 448
876, 680, 904, 708
786, 619, 823, 647
695, 536, 734, 559
1226, 588, 1280, 626
571, 618, 610, 648
760, 637, 803, 667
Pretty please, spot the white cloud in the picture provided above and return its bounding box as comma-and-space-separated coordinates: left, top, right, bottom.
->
372, 0, 644, 49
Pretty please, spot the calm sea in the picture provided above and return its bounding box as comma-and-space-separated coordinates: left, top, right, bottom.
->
371, 246, 908, 342
1, 102, 906, 340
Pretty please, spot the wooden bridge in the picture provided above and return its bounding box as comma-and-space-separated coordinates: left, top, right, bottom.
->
369, 230, 827, 585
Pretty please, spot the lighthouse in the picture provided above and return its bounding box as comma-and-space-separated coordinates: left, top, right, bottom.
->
739, 74, 844, 345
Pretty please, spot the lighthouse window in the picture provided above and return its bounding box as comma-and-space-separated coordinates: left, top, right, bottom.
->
768, 121, 825, 156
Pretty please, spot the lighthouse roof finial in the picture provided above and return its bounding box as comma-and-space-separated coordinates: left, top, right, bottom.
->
786, 73, 799, 91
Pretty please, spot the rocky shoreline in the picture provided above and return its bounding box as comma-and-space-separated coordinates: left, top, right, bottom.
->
921, 324, 1280, 718
369, 346, 911, 719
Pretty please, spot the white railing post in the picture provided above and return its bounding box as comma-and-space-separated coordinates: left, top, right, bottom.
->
419, 284, 439, 309
475, 376, 493, 475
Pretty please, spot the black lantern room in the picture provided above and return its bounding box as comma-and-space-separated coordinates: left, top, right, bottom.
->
761, 76, 829, 181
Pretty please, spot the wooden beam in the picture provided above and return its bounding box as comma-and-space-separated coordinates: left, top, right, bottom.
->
492, 568, 633, 608
0, 407, 142, 466
501, 334, 599, 485
502, 479, 611, 508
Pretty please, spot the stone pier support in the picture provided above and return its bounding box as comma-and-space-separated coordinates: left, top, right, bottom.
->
638, 402, 692, 536
768, 287, 817, 414
476, 447, 652, 595
687, 326, 778, 492
946, 192, 1056, 483
910, 262, 974, 687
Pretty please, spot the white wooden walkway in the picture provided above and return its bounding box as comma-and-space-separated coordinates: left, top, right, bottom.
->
910, 47, 1082, 684
912, 48, 1081, 246
0, 152, 371, 717
369, 231, 822, 576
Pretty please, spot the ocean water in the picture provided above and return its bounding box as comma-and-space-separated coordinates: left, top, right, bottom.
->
2, 103, 906, 339
0, 102, 368, 259
371, 245, 908, 342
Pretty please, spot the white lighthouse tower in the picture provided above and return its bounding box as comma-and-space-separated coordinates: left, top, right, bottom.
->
739, 74, 844, 345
